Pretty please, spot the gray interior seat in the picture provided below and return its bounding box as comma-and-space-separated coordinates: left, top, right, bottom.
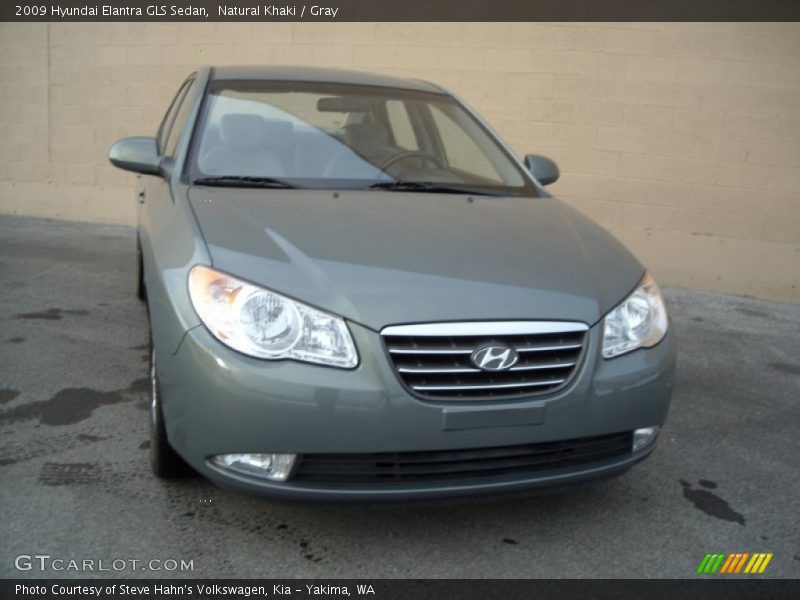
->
344, 123, 393, 162
200, 114, 285, 177
294, 128, 346, 178
322, 123, 393, 178
263, 119, 295, 175
197, 123, 222, 160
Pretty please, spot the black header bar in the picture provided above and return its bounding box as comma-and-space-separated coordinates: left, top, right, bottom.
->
4, 0, 800, 22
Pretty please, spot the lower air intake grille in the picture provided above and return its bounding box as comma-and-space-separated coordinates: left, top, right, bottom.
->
381, 321, 589, 401
293, 432, 632, 485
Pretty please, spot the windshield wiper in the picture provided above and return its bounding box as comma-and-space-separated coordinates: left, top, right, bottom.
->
367, 180, 503, 196
193, 176, 296, 189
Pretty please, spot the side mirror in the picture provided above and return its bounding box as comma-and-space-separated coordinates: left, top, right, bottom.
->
524, 154, 560, 186
109, 137, 161, 175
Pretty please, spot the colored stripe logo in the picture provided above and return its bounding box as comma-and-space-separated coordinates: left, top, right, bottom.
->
697, 553, 773, 574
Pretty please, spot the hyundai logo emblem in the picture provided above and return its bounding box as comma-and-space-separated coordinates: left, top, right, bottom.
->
471, 344, 519, 371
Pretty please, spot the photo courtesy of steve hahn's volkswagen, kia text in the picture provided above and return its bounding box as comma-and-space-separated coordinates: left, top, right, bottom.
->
13, 583, 370, 597
109, 65, 674, 501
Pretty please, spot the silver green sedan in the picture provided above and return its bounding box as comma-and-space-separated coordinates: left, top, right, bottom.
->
109, 66, 675, 502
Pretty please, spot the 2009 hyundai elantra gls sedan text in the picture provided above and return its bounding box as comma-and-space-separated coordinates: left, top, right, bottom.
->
109, 66, 675, 501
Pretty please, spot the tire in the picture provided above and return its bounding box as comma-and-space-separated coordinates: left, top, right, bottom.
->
136, 240, 147, 302
149, 342, 187, 479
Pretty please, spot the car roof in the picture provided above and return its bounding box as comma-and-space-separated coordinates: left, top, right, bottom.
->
209, 65, 447, 94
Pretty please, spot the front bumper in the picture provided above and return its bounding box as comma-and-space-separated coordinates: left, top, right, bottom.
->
157, 320, 675, 501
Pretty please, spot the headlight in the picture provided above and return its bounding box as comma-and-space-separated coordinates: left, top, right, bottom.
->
188, 265, 358, 368
602, 272, 668, 359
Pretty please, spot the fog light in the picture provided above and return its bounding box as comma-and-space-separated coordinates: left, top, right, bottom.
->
632, 426, 660, 452
211, 453, 297, 481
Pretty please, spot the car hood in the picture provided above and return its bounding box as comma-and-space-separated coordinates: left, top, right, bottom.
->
187, 187, 643, 330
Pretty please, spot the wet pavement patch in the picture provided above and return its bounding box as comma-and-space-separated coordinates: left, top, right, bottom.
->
126, 378, 149, 394
139, 440, 150, 450
769, 362, 800, 376
76, 433, 110, 443
5, 337, 25, 344
0, 374, 151, 427
39, 462, 100, 486
0, 388, 126, 426
735, 306, 769, 318
680, 480, 746, 526
14, 308, 89, 320
0, 389, 20, 404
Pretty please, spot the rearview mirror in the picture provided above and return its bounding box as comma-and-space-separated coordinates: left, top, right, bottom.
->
524, 154, 560, 186
109, 137, 161, 175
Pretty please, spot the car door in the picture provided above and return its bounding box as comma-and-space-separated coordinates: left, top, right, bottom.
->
137, 76, 195, 234
138, 75, 204, 356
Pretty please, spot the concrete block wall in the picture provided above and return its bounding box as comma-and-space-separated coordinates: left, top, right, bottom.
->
1, 22, 798, 301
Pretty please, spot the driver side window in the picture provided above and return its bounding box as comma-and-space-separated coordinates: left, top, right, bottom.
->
386, 100, 420, 151
156, 78, 194, 155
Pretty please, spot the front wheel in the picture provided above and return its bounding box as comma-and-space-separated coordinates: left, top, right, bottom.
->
149, 344, 187, 478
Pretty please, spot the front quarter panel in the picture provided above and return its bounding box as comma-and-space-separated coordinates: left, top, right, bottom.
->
139, 181, 208, 356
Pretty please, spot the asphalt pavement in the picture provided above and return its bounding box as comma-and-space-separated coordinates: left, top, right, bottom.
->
0, 215, 798, 578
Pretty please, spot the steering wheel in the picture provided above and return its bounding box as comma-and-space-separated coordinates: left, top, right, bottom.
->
379, 151, 444, 172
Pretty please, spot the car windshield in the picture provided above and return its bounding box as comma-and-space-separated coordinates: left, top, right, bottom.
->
189, 80, 536, 196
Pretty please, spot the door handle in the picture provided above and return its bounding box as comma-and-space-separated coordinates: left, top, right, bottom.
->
138, 190, 146, 204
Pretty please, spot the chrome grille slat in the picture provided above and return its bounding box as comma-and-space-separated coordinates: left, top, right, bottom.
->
399, 366, 481, 374
389, 348, 474, 355
412, 379, 565, 392
516, 343, 583, 352
398, 361, 576, 374
381, 321, 588, 401
510, 361, 576, 371
388, 342, 583, 354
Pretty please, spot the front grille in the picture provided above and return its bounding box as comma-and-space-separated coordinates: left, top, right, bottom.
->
381, 321, 588, 400
293, 432, 632, 485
